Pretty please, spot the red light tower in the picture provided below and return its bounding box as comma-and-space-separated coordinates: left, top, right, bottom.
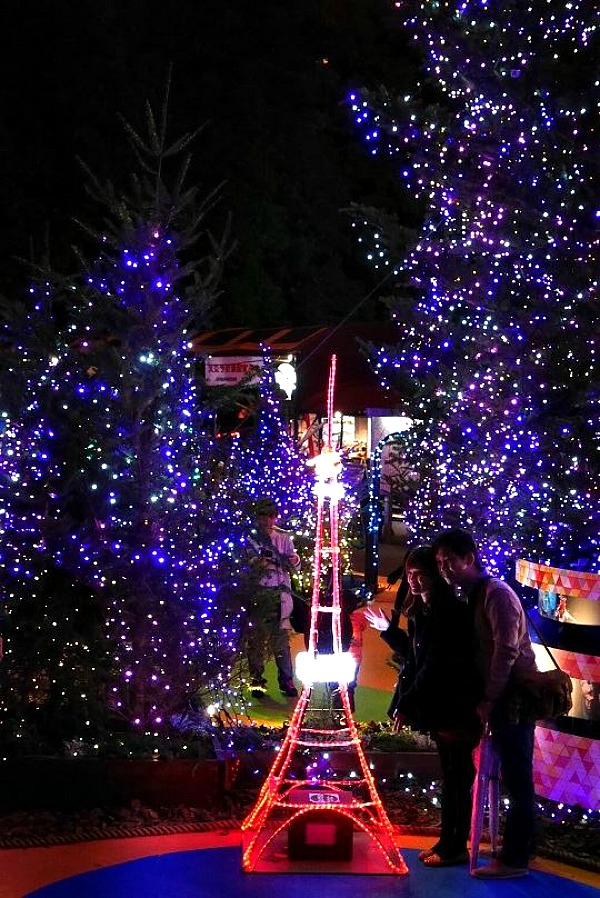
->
242, 356, 408, 875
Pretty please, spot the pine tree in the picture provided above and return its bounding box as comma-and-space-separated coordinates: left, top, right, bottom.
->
0, 84, 250, 755
349, 1, 599, 574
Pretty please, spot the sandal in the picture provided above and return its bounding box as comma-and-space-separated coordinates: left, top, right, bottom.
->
418, 848, 438, 861
422, 851, 469, 867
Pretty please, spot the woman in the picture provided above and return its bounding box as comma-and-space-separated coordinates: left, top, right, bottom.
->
366, 545, 482, 867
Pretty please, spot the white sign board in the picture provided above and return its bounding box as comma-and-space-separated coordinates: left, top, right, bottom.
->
205, 356, 264, 386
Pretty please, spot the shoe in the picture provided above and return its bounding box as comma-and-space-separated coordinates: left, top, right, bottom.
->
280, 681, 298, 698
249, 678, 267, 699
422, 851, 469, 867
471, 860, 528, 879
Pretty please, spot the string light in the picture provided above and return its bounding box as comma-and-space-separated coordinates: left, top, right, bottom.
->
347, 0, 599, 575
0, 131, 322, 753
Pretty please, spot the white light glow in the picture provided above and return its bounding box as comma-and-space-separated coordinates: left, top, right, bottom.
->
295, 650, 357, 685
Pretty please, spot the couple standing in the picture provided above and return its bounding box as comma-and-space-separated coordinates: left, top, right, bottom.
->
367, 528, 538, 879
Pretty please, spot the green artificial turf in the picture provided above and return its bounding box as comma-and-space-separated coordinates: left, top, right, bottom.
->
245, 659, 391, 725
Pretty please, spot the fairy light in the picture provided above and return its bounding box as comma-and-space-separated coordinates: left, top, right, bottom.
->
0, 140, 318, 754
346, 1, 599, 576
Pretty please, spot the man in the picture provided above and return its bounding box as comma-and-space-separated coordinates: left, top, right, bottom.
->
246, 497, 301, 698
433, 528, 538, 880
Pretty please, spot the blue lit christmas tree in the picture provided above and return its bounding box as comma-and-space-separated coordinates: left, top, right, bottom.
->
349, 0, 599, 574
0, 88, 258, 754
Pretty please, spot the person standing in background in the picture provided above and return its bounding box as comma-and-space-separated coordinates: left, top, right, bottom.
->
246, 497, 301, 698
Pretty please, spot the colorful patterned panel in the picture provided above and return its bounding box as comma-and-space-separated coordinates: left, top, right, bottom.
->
516, 560, 600, 600
550, 648, 600, 682
534, 727, 600, 809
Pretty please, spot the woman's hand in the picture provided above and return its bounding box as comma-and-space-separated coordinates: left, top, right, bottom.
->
364, 606, 390, 632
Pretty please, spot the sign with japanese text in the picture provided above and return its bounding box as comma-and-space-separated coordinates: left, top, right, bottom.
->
205, 356, 263, 386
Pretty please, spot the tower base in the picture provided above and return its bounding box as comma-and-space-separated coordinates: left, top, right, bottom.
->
288, 809, 354, 861
242, 829, 405, 875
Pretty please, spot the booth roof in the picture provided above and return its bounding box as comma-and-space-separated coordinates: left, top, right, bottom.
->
191, 324, 402, 415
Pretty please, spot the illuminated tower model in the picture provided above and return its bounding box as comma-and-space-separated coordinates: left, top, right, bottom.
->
242, 356, 407, 875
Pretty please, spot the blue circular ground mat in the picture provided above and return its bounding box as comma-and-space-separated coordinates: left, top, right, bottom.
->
27, 847, 598, 898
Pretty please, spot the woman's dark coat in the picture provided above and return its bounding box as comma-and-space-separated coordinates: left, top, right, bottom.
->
381, 585, 481, 735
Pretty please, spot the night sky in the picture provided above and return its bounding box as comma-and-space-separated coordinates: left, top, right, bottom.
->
0, 0, 418, 326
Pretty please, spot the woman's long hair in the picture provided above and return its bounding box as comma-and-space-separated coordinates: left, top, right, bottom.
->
402, 544, 453, 616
